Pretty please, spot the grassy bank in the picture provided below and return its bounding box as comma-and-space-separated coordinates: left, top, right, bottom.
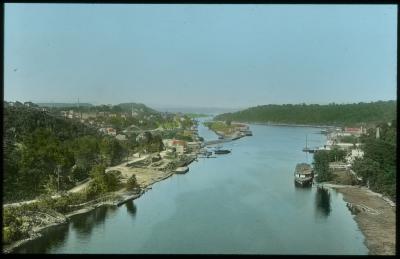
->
203, 121, 236, 136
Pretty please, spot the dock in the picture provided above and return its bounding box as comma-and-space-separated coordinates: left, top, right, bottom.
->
302, 147, 319, 153
204, 139, 232, 146
175, 166, 189, 174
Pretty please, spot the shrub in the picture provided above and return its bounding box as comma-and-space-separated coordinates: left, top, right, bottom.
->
126, 175, 140, 191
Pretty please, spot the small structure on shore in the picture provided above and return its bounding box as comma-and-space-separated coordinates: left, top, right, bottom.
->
175, 166, 189, 174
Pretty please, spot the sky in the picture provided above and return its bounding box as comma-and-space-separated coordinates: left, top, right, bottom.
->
4, 4, 397, 109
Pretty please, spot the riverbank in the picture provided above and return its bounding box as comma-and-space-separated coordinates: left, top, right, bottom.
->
319, 183, 396, 255
203, 121, 250, 140
3, 152, 198, 253
234, 121, 336, 129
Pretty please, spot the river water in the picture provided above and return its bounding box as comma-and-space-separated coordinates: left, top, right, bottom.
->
14, 117, 368, 254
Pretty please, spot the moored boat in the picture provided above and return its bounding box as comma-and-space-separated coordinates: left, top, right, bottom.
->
243, 130, 253, 136
214, 149, 231, 154
294, 163, 314, 186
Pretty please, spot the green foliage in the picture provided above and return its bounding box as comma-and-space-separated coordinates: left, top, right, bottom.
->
3, 105, 126, 203
3, 209, 25, 244
352, 122, 396, 200
99, 137, 127, 166
339, 135, 358, 144
313, 151, 332, 182
313, 147, 349, 182
327, 147, 347, 162
87, 164, 119, 198
215, 101, 396, 126
126, 174, 140, 191
137, 132, 165, 153
160, 129, 193, 142
204, 121, 235, 135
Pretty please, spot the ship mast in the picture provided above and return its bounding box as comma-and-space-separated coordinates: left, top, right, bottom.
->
306, 134, 308, 162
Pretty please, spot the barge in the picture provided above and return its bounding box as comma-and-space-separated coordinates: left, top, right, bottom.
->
294, 163, 314, 187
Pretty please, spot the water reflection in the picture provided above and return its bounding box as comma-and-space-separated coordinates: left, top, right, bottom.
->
125, 200, 137, 217
13, 205, 119, 254
13, 222, 70, 253
315, 186, 331, 217
294, 180, 313, 189
71, 206, 117, 239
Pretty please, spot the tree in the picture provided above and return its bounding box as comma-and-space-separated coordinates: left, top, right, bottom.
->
87, 164, 119, 198
126, 174, 140, 191
313, 151, 331, 182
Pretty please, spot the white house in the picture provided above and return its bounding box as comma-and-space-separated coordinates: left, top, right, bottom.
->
346, 149, 364, 164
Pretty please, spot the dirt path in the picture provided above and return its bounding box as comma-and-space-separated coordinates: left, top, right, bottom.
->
329, 185, 396, 255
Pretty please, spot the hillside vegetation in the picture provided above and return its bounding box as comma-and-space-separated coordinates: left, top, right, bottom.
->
215, 101, 396, 126
3, 105, 128, 202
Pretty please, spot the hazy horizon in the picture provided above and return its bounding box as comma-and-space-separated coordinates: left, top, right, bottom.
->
4, 4, 397, 108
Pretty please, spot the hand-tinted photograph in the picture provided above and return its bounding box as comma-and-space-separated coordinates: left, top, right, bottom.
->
3, 3, 396, 255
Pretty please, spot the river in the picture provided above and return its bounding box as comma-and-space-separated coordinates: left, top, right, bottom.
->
13, 117, 368, 254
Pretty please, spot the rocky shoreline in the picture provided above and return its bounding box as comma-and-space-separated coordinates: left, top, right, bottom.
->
319, 183, 396, 255
2, 160, 184, 253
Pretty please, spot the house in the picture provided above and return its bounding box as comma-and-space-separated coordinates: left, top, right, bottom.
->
106, 128, 117, 136
344, 127, 365, 136
99, 128, 108, 134
346, 149, 364, 164
161, 147, 177, 159
162, 139, 174, 147
187, 141, 202, 151
333, 142, 361, 150
173, 140, 187, 154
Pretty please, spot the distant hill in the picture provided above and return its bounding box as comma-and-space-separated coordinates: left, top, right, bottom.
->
116, 102, 159, 114
36, 102, 93, 108
153, 106, 241, 115
214, 100, 397, 126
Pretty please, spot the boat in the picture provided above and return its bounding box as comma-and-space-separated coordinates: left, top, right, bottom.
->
175, 166, 189, 174
244, 130, 253, 136
294, 163, 314, 186
302, 147, 316, 153
214, 149, 231, 154
231, 135, 242, 141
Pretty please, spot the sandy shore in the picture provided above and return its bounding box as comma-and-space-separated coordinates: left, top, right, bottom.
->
320, 183, 396, 255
